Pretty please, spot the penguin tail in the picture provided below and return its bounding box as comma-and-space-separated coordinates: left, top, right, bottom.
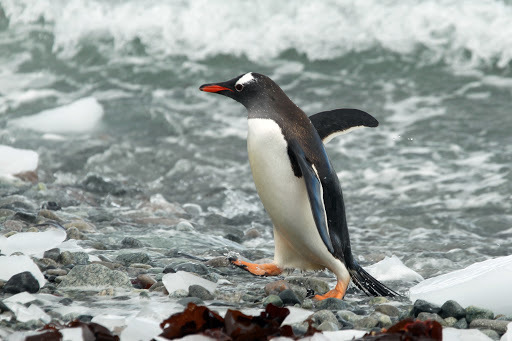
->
347, 261, 400, 297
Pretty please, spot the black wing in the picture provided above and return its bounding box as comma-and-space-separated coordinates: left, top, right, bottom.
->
288, 140, 334, 255
309, 108, 378, 143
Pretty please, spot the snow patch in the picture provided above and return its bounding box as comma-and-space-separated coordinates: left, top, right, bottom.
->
410, 255, 512, 315
9, 97, 104, 133
365, 255, 424, 282
0, 145, 39, 177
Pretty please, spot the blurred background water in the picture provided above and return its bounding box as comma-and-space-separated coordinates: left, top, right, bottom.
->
0, 0, 511, 284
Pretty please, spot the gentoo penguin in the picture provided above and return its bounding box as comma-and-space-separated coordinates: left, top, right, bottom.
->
199, 72, 398, 299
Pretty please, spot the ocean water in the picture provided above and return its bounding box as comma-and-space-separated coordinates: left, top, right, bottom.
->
0, 0, 511, 314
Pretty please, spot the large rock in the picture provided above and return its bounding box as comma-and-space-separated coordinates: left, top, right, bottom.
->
315, 297, 350, 311
3, 271, 40, 294
116, 252, 151, 266
466, 306, 494, 323
58, 264, 132, 288
412, 299, 441, 317
469, 319, 510, 335
440, 300, 466, 319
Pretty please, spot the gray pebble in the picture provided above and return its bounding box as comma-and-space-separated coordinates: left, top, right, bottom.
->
444, 316, 458, 327
116, 252, 151, 266
413, 299, 441, 317
453, 318, 468, 329
279, 289, 302, 306
371, 312, 392, 328
465, 306, 494, 323
417, 312, 447, 326
286, 277, 330, 295
469, 319, 510, 335
262, 295, 283, 308
205, 257, 231, 268
315, 297, 350, 311
176, 221, 194, 231
3, 271, 40, 294
121, 237, 143, 248
188, 285, 214, 300
375, 304, 400, 317
440, 300, 466, 319
301, 298, 314, 309
43, 248, 61, 262
310, 310, 338, 327
317, 321, 339, 331
183, 203, 202, 217
177, 297, 204, 306
169, 289, 188, 298
337, 310, 362, 323
353, 316, 379, 329
66, 227, 83, 240
174, 262, 209, 275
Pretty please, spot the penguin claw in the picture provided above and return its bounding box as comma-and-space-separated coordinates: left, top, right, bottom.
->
229, 258, 282, 276
313, 280, 348, 300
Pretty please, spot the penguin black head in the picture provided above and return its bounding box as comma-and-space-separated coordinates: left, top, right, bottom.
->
199, 72, 290, 110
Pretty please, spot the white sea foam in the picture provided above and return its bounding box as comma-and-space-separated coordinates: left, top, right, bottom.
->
0, 145, 39, 177
2, 0, 512, 69
9, 97, 104, 133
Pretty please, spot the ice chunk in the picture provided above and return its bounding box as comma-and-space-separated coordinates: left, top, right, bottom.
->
0, 255, 46, 288
443, 327, 493, 341
0, 145, 38, 177
91, 314, 127, 333
9, 97, 104, 133
162, 271, 217, 294
120, 316, 162, 341
3, 292, 37, 305
282, 306, 313, 325
365, 255, 424, 282
4, 302, 51, 323
0, 227, 67, 257
318, 330, 367, 340
410, 255, 512, 315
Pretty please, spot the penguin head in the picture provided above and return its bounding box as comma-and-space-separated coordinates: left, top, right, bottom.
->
200, 72, 287, 110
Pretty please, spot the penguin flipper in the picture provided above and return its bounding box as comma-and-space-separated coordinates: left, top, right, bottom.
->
288, 140, 335, 254
309, 109, 378, 144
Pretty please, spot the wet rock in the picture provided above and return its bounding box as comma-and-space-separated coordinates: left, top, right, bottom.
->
496, 315, 512, 321
64, 220, 96, 232
43, 248, 61, 262
375, 304, 400, 317
371, 312, 392, 328
224, 233, 242, 243
3, 271, 40, 294
169, 289, 188, 298
174, 262, 209, 275
264, 280, 290, 296
73, 252, 89, 265
116, 252, 151, 266
244, 228, 261, 239
369, 296, 388, 305
35, 258, 59, 271
287, 277, 330, 295
183, 203, 202, 217
13, 211, 37, 223
177, 297, 204, 306
59, 298, 73, 306
453, 318, 468, 329
289, 284, 307, 301
41, 202, 62, 211
136, 274, 156, 289
66, 226, 83, 240
337, 310, 362, 323
176, 221, 194, 231
163, 265, 176, 273
301, 298, 314, 309
46, 269, 67, 276
480, 329, 500, 340
0, 301, 11, 313
417, 312, 447, 326
58, 251, 74, 265
130, 263, 152, 269
469, 319, 509, 335
444, 317, 458, 327
279, 289, 301, 306
188, 285, 214, 300
315, 297, 350, 311
465, 306, 494, 323
262, 295, 283, 308
81, 174, 126, 195
310, 310, 338, 327
3, 220, 24, 231
58, 263, 132, 288
317, 321, 339, 331
120, 237, 143, 248
440, 300, 466, 319
353, 316, 379, 329
205, 257, 230, 267
38, 209, 63, 222
3, 231, 17, 237
412, 299, 441, 317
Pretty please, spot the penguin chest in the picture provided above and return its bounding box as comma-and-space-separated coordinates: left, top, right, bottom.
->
247, 118, 330, 267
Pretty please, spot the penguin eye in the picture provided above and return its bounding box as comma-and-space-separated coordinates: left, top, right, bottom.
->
235, 83, 244, 92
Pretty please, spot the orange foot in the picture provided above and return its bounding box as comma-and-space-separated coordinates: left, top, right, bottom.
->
229, 258, 282, 276
314, 280, 348, 300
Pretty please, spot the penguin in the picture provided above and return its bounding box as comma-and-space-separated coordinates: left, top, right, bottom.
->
199, 72, 398, 299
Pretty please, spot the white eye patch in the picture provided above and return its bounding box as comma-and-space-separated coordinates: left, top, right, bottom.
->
235, 72, 255, 87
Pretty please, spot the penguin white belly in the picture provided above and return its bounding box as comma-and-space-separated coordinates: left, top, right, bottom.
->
247, 118, 347, 276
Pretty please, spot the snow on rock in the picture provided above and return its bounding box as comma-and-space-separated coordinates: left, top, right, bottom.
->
365, 255, 424, 282
0, 145, 38, 177
443, 327, 493, 341
410, 255, 512, 315
0, 255, 45, 288
0, 227, 67, 257
9, 97, 104, 133
162, 271, 217, 294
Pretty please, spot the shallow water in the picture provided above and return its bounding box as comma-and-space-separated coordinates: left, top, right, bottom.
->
0, 0, 511, 334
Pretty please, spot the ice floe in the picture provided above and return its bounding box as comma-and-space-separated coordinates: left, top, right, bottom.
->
9, 97, 104, 133
365, 255, 424, 282
0, 227, 67, 257
0, 255, 45, 288
410, 255, 512, 315
162, 271, 218, 294
0, 145, 39, 178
